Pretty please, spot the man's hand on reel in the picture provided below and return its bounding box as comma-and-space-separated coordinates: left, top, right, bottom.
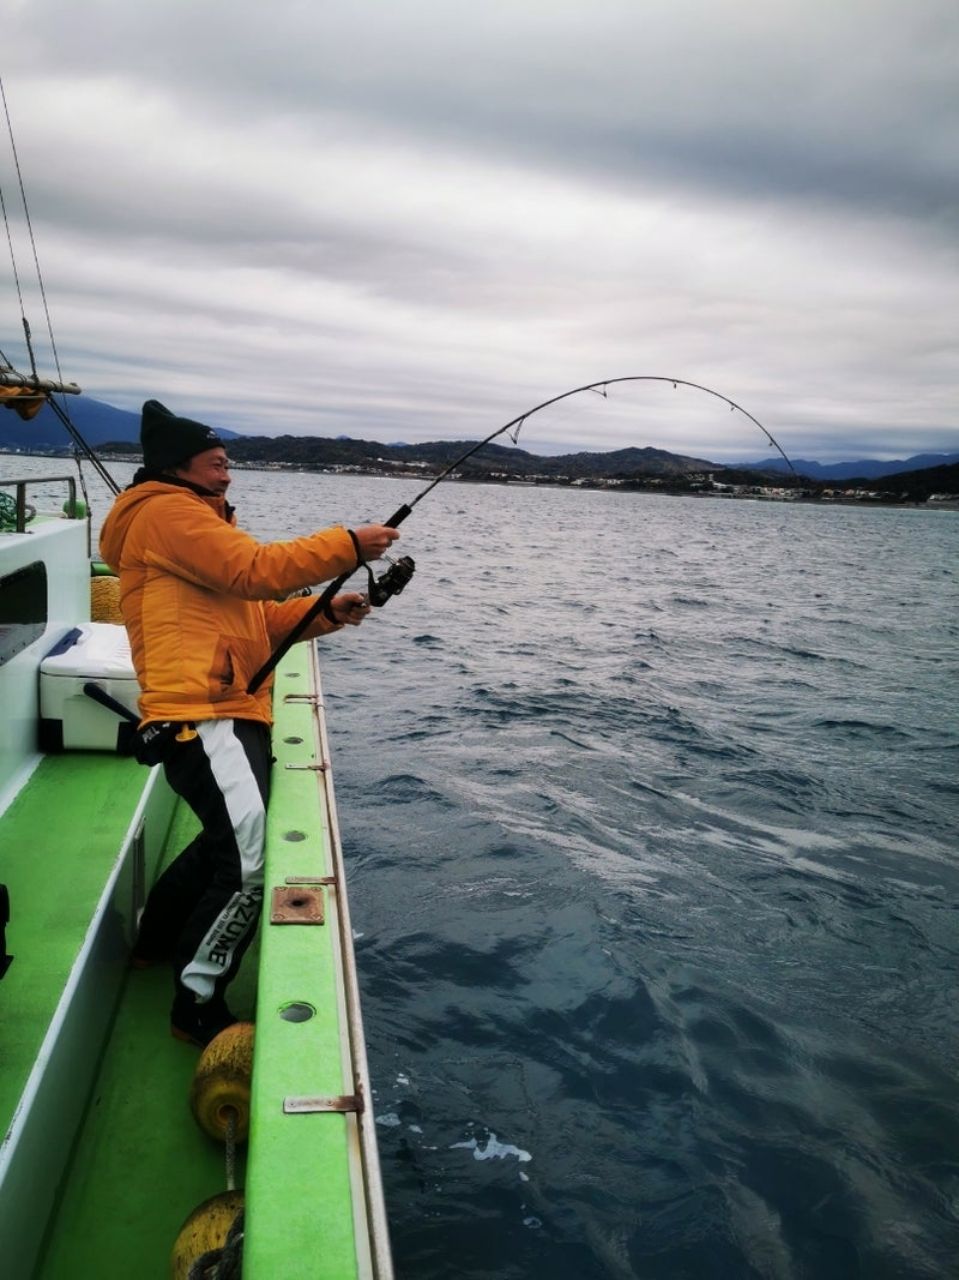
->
329, 592, 372, 626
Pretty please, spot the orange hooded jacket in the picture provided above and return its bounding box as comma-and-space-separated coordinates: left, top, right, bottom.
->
99, 479, 358, 727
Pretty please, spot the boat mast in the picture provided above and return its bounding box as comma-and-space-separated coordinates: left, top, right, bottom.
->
0, 366, 81, 396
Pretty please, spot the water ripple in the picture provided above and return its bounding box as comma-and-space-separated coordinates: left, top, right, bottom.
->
280, 476, 959, 1277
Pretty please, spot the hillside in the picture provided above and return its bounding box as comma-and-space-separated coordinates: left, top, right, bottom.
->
736, 451, 959, 481
215, 435, 723, 479
3, 394, 954, 494
1, 397, 717, 475
861, 460, 959, 500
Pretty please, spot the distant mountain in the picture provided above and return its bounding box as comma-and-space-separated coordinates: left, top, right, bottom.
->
217, 434, 722, 479
867, 460, 959, 500
6, 395, 952, 490
735, 452, 959, 481
0, 395, 237, 451
0, 395, 141, 449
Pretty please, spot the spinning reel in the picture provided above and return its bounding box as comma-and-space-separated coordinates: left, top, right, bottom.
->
365, 553, 416, 607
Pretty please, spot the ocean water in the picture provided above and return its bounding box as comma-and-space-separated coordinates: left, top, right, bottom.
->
10, 456, 959, 1278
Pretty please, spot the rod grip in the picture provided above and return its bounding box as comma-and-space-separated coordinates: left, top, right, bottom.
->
384, 504, 412, 528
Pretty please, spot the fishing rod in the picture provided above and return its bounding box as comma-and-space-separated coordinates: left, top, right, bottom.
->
246, 375, 794, 694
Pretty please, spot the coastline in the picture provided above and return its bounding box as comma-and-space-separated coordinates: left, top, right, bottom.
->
2, 449, 956, 510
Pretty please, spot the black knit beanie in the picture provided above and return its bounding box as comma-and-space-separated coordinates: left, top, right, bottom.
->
140, 399, 224, 472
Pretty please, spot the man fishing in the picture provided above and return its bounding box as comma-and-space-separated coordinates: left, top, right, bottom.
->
99, 399, 398, 1046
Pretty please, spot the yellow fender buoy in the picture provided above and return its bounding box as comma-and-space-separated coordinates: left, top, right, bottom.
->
170, 1189, 244, 1280
190, 1022, 255, 1143
90, 574, 124, 624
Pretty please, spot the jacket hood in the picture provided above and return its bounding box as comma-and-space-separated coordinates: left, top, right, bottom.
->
99, 479, 229, 568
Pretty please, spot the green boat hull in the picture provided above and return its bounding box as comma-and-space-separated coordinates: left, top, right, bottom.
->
0, 481, 392, 1279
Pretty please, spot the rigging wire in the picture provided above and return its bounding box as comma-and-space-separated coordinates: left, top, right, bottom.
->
0, 75, 40, 380
47, 397, 121, 496
0, 74, 119, 496
0, 83, 29, 338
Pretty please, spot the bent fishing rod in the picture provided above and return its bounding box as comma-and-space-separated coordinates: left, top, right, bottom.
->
246, 375, 794, 694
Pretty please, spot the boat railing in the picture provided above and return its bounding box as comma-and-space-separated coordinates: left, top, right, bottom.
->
0, 474, 90, 555
0, 475, 80, 532
310, 643, 394, 1276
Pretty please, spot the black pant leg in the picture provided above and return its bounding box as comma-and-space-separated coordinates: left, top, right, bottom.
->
161, 719, 272, 1005
134, 829, 215, 961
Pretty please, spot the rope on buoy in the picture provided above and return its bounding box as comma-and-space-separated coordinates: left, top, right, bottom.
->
186, 1211, 244, 1280
172, 1192, 245, 1280
172, 1025, 254, 1277
224, 1107, 237, 1193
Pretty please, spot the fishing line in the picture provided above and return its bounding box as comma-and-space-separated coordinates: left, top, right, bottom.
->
247, 375, 794, 694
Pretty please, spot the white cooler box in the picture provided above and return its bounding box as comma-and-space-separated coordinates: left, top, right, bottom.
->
39, 623, 141, 752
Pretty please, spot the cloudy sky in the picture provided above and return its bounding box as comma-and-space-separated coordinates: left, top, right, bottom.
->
2, 0, 957, 462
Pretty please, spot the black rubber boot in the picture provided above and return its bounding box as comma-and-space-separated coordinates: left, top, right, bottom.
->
170, 991, 238, 1048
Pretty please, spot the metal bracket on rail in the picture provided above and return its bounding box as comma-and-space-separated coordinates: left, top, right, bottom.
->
283, 1085, 365, 1115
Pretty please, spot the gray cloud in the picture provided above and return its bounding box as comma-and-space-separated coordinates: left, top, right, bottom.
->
2, 0, 957, 461
31, 1, 953, 223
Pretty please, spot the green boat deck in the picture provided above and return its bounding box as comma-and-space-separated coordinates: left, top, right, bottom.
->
0, 751, 156, 1141
35, 799, 257, 1279
1, 647, 391, 1279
